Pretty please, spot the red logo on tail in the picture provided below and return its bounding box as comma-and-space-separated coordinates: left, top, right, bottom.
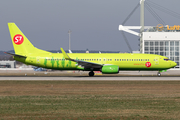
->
145, 62, 151, 67
13, 34, 24, 45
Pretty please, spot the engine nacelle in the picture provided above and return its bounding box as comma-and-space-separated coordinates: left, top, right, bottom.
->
101, 65, 119, 74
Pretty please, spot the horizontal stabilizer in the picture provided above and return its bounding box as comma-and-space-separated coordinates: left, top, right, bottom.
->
4, 52, 27, 58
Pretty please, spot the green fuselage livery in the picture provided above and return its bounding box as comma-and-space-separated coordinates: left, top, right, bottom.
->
6, 23, 177, 76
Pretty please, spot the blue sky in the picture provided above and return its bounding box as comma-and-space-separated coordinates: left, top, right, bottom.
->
0, 0, 180, 52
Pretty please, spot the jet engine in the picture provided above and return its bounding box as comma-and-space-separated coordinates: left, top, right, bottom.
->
101, 65, 119, 74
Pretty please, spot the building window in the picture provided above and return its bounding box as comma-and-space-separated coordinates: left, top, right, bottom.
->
170, 52, 174, 56
145, 42, 149, 46
150, 42, 154, 46
165, 52, 169, 56
170, 47, 174, 51
155, 47, 159, 51
170, 41, 174, 46
170, 57, 174, 61
175, 57, 179, 61
160, 47, 163, 51
165, 41, 169, 46
150, 47, 154, 51
175, 52, 179, 56
175, 41, 179, 46
175, 47, 179, 51
155, 41, 159, 46
165, 47, 169, 51
160, 52, 164, 56
160, 42, 164, 46
145, 47, 149, 51
155, 52, 158, 55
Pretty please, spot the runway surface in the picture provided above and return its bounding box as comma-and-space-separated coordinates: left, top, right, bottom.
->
0, 69, 180, 80
0, 76, 180, 80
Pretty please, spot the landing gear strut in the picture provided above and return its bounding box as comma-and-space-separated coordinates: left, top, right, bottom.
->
89, 71, 94, 76
157, 72, 161, 77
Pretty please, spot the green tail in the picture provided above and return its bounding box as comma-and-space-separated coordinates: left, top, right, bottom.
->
8, 23, 50, 56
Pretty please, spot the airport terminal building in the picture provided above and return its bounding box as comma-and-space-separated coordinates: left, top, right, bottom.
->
142, 26, 180, 68
0, 61, 16, 68
119, 0, 180, 69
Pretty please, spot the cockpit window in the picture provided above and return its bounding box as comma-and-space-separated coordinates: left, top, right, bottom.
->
164, 58, 169, 61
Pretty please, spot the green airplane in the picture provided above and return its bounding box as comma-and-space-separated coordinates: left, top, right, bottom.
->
6, 23, 177, 77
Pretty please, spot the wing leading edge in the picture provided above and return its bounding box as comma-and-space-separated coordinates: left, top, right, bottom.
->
60, 48, 103, 69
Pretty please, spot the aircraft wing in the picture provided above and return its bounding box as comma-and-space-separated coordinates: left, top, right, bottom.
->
4, 52, 27, 58
61, 48, 103, 69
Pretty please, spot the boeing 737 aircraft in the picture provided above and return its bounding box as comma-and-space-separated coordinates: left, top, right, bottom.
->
6, 23, 177, 76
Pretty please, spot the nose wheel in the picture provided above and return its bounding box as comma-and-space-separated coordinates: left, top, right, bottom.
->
157, 72, 161, 77
89, 71, 94, 76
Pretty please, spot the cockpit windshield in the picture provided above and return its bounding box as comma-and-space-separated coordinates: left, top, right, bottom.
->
164, 58, 169, 61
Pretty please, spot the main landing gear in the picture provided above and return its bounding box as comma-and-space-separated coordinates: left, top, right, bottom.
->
157, 71, 161, 77
89, 71, 94, 76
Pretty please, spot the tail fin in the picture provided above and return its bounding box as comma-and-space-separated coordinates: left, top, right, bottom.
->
8, 23, 50, 56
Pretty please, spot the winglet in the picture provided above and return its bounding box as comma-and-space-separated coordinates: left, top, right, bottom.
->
60, 48, 71, 60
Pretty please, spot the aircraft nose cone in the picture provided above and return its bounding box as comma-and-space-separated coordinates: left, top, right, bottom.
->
171, 61, 177, 68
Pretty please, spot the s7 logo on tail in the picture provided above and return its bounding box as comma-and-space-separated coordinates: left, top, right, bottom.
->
13, 34, 24, 45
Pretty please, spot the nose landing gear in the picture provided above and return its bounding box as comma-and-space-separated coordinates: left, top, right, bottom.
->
157, 71, 161, 77
89, 71, 94, 76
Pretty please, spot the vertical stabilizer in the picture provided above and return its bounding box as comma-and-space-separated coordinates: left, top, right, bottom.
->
8, 23, 49, 55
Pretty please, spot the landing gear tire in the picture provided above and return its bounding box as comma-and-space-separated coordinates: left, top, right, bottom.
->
157, 72, 161, 77
89, 71, 94, 77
